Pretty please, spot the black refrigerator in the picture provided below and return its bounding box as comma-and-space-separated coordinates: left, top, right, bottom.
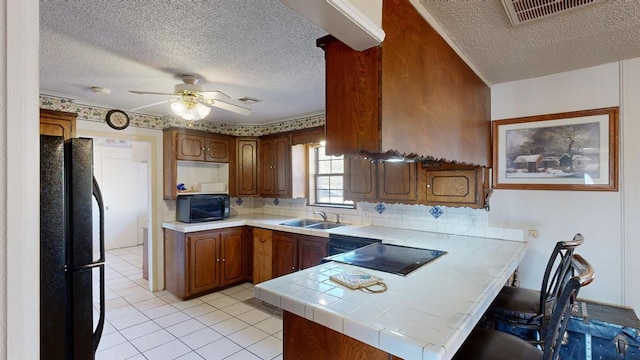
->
40, 135, 105, 360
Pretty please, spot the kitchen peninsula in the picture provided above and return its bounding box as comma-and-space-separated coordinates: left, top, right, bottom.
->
162, 216, 527, 358
253, 227, 527, 360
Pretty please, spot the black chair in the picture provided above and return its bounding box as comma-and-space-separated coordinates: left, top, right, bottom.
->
486, 233, 584, 343
453, 254, 595, 360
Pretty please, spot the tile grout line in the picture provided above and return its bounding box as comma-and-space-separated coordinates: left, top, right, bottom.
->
97, 245, 284, 360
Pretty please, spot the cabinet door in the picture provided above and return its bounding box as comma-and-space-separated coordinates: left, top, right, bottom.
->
273, 137, 291, 197
40, 109, 76, 140
187, 232, 220, 296
344, 157, 377, 201
205, 136, 230, 162
425, 169, 478, 206
272, 232, 297, 277
378, 162, 418, 202
219, 228, 245, 286
259, 139, 275, 196
237, 139, 258, 196
298, 236, 328, 270
253, 228, 273, 284
176, 134, 205, 161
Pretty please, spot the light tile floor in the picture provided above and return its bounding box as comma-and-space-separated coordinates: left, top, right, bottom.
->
95, 246, 283, 360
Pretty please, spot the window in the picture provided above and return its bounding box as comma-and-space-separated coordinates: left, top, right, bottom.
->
312, 146, 354, 207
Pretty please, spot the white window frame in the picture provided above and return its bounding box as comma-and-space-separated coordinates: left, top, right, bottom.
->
309, 145, 354, 208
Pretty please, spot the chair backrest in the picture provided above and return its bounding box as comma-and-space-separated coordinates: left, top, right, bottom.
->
539, 233, 584, 323
542, 253, 594, 360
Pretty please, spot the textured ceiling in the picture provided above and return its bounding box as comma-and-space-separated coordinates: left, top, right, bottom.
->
39, 1, 640, 125
39, 0, 328, 124
419, 0, 640, 84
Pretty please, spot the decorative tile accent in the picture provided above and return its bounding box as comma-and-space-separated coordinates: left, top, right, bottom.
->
375, 203, 386, 214
273, 198, 280, 206
429, 206, 444, 219
235, 198, 244, 206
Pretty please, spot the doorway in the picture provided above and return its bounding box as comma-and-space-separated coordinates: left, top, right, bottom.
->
93, 138, 150, 250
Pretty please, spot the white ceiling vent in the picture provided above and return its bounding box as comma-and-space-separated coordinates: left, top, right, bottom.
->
502, 0, 596, 26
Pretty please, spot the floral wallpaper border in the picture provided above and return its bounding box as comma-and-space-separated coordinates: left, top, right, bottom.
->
40, 95, 325, 136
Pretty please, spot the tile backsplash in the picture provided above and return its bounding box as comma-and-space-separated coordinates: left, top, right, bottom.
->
226, 197, 524, 242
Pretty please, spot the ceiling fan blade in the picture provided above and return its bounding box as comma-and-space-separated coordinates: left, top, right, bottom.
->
129, 90, 176, 96
210, 99, 252, 116
200, 91, 231, 100
128, 99, 171, 111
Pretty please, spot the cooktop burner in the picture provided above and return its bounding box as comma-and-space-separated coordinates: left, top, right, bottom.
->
323, 243, 447, 276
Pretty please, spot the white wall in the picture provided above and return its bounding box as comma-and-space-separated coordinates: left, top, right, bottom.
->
621, 58, 640, 312
490, 62, 637, 308
2, 0, 40, 358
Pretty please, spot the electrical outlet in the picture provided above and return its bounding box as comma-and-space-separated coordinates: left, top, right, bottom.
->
529, 229, 538, 238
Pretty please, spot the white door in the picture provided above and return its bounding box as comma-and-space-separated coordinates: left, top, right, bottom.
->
93, 142, 144, 250
103, 154, 139, 249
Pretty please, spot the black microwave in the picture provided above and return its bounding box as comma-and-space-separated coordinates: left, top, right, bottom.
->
176, 194, 230, 223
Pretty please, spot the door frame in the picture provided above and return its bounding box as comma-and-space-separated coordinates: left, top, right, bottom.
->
78, 130, 162, 292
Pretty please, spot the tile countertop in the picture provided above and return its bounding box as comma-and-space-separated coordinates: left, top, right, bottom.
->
161, 214, 371, 237
254, 230, 528, 360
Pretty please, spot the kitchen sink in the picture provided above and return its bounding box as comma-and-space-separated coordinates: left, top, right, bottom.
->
306, 222, 346, 230
280, 219, 323, 227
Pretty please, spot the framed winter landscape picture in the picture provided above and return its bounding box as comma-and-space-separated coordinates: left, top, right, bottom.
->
492, 107, 619, 191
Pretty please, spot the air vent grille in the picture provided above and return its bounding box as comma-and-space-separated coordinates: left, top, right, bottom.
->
502, 0, 596, 26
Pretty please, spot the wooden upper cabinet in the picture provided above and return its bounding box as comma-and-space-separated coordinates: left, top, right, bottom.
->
259, 136, 291, 198
317, 0, 491, 166
176, 133, 206, 161
40, 109, 77, 140
259, 139, 275, 195
163, 128, 234, 199
235, 138, 258, 196
344, 158, 418, 203
175, 133, 230, 162
423, 164, 490, 209
205, 136, 230, 162
344, 157, 377, 201
378, 162, 417, 202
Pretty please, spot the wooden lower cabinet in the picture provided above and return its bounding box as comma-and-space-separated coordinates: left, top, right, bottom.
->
220, 229, 246, 286
272, 232, 297, 277
252, 228, 273, 284
284, 311, 403, 360
164, 227, 247, 299
187, 231, 220, 295
298, 237, 328, 270
272, 231, 328, 278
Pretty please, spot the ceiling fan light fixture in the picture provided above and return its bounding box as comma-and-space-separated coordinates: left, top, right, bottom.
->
171, 98, 211, 121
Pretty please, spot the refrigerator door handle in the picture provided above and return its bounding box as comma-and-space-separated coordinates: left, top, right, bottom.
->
92, 177, 106, 354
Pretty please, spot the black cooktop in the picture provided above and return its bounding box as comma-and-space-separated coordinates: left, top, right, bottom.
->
323, 243, 447, 276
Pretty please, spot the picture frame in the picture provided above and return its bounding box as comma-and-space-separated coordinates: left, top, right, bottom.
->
492, 107, 619, 191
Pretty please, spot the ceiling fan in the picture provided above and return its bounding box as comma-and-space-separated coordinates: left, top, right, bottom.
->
129, 75, 252, 120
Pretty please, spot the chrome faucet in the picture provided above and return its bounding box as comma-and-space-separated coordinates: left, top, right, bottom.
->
313, 210, 327, 222
334, 213, 341, 224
